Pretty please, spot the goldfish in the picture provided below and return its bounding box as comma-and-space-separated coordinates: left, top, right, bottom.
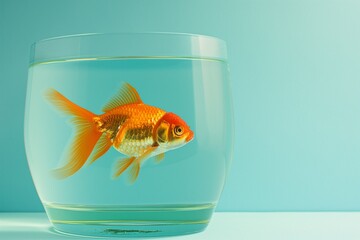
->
46, 82, 194, 183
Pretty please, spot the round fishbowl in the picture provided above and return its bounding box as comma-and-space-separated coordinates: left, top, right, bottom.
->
25, 32, 233, 237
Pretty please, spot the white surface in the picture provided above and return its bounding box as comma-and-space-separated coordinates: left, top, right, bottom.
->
1, 212, 360, 239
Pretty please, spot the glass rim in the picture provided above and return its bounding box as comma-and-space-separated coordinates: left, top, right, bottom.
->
30, 32, 228, 65
33, 32, 226, 45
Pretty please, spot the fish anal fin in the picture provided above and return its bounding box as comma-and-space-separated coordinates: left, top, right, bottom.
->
102, 83, 142, 112
154, 153, 165, 163
113, 157, 136, 178
88, 133, 112, 165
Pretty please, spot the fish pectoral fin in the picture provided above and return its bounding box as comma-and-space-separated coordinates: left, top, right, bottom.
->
88, 133, 112, 165
127, 146, 159, 183
113, 157, 141, 184
113, 157, 136, 178
113, 121, 129, 149
102, 82, 143, 112
154, 153, 165, 163
137, 146, 159, 164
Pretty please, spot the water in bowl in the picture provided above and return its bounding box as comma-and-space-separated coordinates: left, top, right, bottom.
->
25, 57, 232, 237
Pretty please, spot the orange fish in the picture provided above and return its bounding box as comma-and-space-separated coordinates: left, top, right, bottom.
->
46, 83, 194, 183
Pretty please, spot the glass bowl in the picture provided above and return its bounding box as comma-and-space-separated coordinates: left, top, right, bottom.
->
24, 32, 233, 237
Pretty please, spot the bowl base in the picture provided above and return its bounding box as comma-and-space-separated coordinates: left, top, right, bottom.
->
44, 202, 215, 238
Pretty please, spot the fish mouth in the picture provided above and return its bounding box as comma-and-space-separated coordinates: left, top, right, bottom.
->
186, 131, 194, 142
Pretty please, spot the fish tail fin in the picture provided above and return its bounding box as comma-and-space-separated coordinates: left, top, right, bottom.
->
46, 89, 101, 178
113, 157, 136, 179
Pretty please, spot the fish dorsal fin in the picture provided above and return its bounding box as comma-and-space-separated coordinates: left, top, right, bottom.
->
102, 83, 142, 112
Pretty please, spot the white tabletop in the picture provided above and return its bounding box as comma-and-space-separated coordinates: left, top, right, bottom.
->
1, 212, 360, 240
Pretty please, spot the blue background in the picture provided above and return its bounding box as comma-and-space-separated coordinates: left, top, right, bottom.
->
1, 0, 360, 212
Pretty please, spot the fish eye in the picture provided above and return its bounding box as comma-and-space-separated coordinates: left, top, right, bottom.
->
174, 126, 184, 136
